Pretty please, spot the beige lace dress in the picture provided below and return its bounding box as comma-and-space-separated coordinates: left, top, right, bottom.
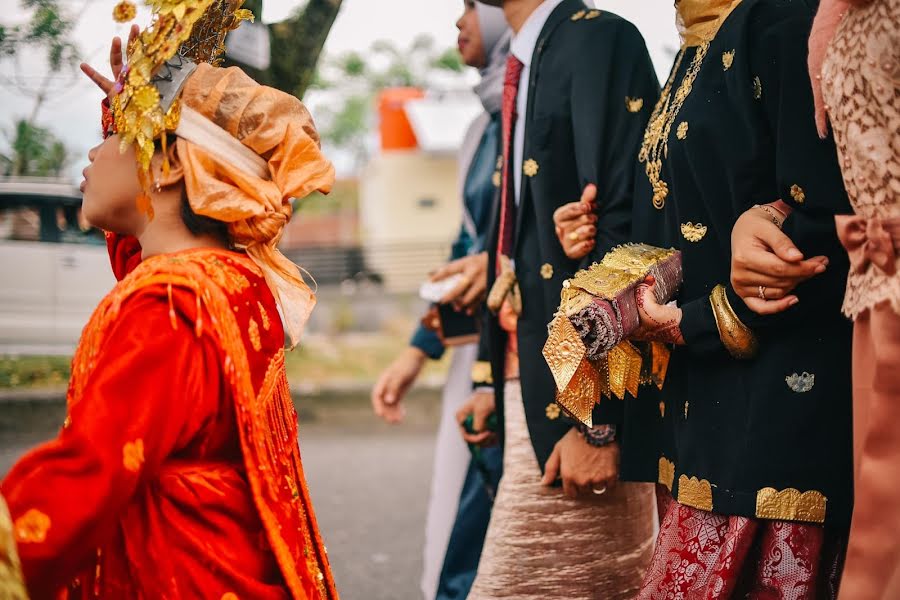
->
822, 2, 900, 598
821, 0, 900, 319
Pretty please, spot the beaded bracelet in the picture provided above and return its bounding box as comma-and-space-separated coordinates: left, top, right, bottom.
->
752, 204, 785, 229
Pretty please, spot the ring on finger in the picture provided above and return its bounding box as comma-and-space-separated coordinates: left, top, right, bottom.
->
592, 486, 607, 496
568, 231, 580, 242
758, 285, 767, 300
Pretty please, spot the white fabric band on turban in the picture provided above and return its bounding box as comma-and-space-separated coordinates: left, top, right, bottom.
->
176, 106, 271, 181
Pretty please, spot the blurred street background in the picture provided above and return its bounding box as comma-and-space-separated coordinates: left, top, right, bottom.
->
0, 1, 678, 598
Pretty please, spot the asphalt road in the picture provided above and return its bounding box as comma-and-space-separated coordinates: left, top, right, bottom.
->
0, 392, 442, 600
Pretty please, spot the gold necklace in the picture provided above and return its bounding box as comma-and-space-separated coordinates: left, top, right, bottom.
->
638, 41, 711, 210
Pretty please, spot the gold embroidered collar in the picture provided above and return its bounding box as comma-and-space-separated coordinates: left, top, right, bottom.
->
676, 0, 743, 47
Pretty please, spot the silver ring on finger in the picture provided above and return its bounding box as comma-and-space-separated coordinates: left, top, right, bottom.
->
758, 285, 767, 300
592, 486, 607, 496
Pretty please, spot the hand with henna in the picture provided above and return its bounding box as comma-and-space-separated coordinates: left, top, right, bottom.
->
631, 276, 685, 345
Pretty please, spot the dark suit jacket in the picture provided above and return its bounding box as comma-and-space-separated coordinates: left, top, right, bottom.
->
479, 0, 660, 473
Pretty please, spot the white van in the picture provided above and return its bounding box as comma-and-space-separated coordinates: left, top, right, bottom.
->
0, 178, 115, 354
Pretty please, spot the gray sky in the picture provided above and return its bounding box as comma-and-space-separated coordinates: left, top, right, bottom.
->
1, 0, 679, 180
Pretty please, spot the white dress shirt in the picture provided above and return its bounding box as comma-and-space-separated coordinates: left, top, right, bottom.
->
509, 0, 566, 205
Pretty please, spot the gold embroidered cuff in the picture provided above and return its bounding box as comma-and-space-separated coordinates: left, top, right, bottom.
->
709, 284, 758, 359
471, 361, 493, 385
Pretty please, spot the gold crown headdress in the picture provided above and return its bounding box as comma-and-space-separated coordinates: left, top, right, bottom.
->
111, 0, 253, 216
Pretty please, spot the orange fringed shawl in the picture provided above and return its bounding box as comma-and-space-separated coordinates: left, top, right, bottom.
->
2, 248, 337, 599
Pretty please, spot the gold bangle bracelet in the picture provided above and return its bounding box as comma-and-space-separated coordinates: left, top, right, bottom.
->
709, 284, 758, 359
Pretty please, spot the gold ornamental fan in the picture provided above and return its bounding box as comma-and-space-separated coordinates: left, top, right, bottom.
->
556, 358, 600, 427
543, 243, 682, 426
543, 315, 587, 393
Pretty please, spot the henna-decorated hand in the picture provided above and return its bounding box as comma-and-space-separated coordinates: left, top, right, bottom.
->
632, 276, 685, 345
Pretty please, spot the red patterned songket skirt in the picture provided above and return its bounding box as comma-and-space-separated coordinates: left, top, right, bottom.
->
638, 489, 847, 600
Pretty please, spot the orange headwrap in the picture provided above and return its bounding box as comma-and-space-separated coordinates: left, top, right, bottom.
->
176, 63, 335, 346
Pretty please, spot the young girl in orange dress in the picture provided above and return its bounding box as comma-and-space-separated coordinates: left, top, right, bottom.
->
1, 1, 338, 598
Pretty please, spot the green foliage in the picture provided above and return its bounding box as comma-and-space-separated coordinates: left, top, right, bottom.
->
1, 119, 69, 177
0, 355, 70, 389
0, 0, 80, 163
340, 52, 367, 77
433, 48, 463, 73
323, 95, 368, 149
0, 25, 13, 56
12, 0, 79, 71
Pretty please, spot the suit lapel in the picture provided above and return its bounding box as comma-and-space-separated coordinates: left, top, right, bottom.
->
513, 0, 588, 256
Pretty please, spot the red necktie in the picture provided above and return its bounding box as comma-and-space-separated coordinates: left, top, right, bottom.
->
497, 55, 524, 267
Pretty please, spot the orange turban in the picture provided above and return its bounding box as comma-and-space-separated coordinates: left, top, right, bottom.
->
175, 63, 335, 346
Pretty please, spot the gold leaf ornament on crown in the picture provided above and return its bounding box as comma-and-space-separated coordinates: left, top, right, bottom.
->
111, 0, 253, 215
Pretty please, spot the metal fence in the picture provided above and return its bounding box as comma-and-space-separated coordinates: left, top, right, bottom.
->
284, 240, 453, 293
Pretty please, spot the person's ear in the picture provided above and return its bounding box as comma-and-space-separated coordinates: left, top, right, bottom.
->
152, 138, 184, 187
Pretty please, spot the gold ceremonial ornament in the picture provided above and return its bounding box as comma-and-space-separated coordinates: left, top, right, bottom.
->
487, 255, 521, 315
542, 244, 679, 426
111, 0, 253, 216
709, 284, 758, 359
626, 97, 644, 113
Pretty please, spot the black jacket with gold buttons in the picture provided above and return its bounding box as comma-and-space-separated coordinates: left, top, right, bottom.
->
628, 0, 854, 525
474, 0, 660, 474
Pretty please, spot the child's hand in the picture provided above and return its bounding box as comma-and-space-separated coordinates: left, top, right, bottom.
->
80, 24, 140, 100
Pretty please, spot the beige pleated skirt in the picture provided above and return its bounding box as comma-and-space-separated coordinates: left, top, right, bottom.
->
467, 381, 656, 600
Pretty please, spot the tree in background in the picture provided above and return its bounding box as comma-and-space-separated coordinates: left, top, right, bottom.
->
0, 0, 346, 177
0, 0, 81, 123
227, 0, 343, 100
0, 0, 81, 176
1, 119, 68, 177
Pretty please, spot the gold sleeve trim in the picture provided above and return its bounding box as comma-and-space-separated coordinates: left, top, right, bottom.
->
709, 284, 758, 359
658, 457, 675, 491
471, 361, 493, 385
756, 488, 827, 524
677, 475, 713, 512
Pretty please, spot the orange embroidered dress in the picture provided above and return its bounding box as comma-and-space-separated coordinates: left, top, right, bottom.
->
1, 246, 337, 600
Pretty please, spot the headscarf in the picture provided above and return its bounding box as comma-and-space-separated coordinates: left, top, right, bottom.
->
473, 4, 511, 114
676, 0, 743, 47
176, 63, 335, 346
808, 0, 872, 138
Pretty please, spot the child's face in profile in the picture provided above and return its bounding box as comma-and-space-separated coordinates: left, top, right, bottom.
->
81, 135, 146, 235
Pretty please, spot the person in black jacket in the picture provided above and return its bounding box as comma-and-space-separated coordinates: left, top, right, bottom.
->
555, 0, 854, 597
457, 1, 661, 598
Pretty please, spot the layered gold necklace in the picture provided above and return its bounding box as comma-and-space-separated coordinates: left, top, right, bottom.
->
638, 0, 742, 210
